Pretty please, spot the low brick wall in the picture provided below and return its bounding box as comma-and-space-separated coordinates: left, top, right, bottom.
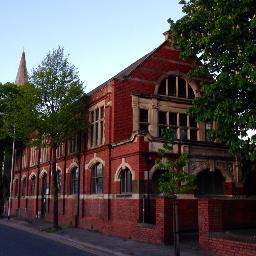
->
198, 198, 256, 256
207, 235, 256, 256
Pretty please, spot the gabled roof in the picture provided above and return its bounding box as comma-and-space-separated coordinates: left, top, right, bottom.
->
87, 42, 165, 96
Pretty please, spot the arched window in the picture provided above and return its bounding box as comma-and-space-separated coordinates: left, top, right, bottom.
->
71, 167, 79, 194
30, 175, 36, 196
196, 169, 225, 195
21, 177, 27, 197
119, 168, 132, 194
158, 75, 195, 99
57, 170, 61, 192
91, 163, 103, 194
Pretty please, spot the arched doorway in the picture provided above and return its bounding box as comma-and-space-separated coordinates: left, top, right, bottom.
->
196, 169, 225, 195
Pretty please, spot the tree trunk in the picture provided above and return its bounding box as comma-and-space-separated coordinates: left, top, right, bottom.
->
52, 144, 58, 229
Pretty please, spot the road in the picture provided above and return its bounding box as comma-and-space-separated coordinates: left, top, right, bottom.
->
0, 224, 96, 256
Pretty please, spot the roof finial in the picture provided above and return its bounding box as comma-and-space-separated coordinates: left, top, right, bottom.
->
15, 51, 28, 86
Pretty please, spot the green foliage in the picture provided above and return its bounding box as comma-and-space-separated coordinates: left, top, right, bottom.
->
30, 46, 86, 146
155, 128, 195, 196
0, 83, 39, 143
169, 0, 256, 160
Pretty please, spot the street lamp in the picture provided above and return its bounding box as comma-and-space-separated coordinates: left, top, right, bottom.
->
0, 112, 15, 220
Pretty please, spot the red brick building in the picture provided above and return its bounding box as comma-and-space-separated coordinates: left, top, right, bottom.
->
11, 33, 245, 244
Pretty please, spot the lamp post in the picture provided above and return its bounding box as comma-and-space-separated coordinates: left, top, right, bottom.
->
0, 112, 15, 220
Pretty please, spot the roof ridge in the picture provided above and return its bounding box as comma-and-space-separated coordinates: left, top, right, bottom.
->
87, 42, 165, 96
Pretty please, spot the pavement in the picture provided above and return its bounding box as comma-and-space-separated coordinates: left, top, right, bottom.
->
0, 217, 205, 256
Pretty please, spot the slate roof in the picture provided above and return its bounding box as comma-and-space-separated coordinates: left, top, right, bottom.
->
87, 43, 164, 96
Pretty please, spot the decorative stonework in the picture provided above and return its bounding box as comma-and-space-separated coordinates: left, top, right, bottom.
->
114, 158, 135, 181
85, 155, 105, 170
189, 159, 235, 182
190, 160, 210, 174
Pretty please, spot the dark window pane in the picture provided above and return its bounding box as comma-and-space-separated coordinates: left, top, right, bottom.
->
71, 168, 79, 194
92, 163, 103, 194
169, 113, 177, 126
90, 126, 94, 147
139, 109, 148, 132
158, 79, 166, 95
189, 116, 197, 128
168, 76, 176, 96
100, 106, 104, 118
190, 129, 197, 141
140, 109, 148, 123
140, 124, 148, 132
100, 121, 104, 144
96, 109, 99, 120
120, 168, 132, 193
159, 111, 167, 125
181, 128, 187, 140
95, 123, 98, 145
178, 78, 186, 98
180, 113, 187, 126
31, 176, 36, 196
188, 85, 195, 99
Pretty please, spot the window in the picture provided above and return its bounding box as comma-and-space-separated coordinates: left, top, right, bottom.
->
68, 136, 78, 154
180, 113, 187, 140
40, 146, 49, 163
158, 111, 167, 137
139, 109, 149, 133
22, 149, 27, 169
158, 75, 195, 99
71, 167, 79, 194
120, 168, 132, 194
30, 147, 39, 166
189, 116, 198, 141
57, 170, 61, 192
21, 178, 27, 197
30, 176, 36, 196
56, 144, 65, 159
14, 179, 18, 197
205, 122, 213, 141
91, 163, 103, 194
89, 106, 105, 147
158, 112, 197, 141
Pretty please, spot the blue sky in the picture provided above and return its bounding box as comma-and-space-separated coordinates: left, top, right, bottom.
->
0, 1, 184, 93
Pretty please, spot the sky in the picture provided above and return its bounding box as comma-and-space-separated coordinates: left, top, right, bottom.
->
0, 1, 184, 93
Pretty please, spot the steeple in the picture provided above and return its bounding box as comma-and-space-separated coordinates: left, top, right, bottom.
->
15, 51, 28, 86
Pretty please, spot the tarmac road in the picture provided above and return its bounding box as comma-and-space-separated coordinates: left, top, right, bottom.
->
0, 224, 96, 256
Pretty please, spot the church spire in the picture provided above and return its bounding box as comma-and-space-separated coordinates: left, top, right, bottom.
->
15, 51, 28, 86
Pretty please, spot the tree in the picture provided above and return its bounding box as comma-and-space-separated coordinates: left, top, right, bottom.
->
156, 128, 195, 256
0, 82, 22, 216
0, 83, 39, 217
169, 0, 256, 160
29, 46, 86, 229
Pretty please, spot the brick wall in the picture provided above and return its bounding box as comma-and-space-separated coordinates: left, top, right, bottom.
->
198, 198, 256, 256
